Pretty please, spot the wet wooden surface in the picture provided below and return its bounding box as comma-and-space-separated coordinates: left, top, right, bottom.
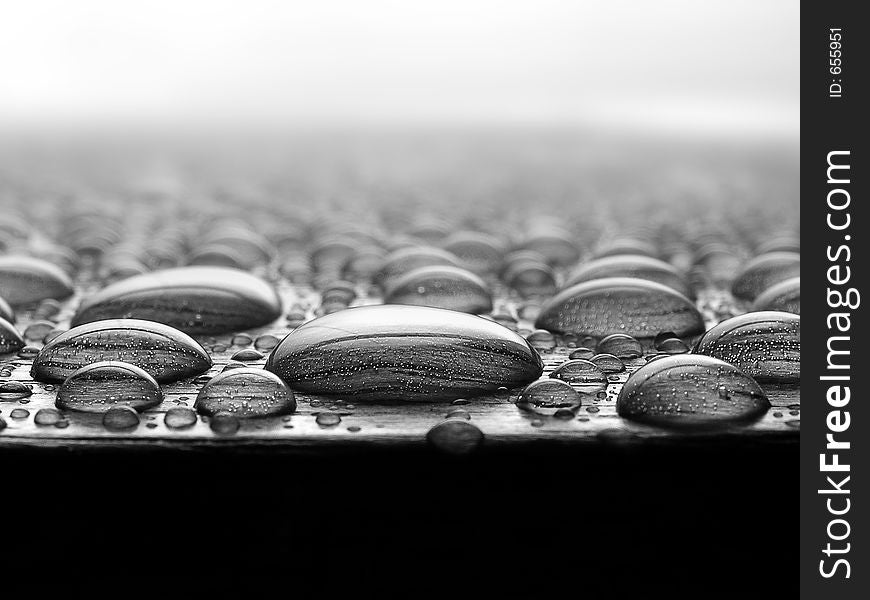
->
0, 279, 800, 454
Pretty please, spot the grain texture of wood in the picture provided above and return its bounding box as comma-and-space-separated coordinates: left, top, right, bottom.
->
0, 280, 800, 454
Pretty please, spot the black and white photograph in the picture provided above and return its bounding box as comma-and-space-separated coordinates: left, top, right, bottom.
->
0, 1, 856, 596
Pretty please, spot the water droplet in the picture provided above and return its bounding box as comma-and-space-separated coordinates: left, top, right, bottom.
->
426, 420, 484, 455
526, 329, 556, 352
656, 338, 689, 354
0, 381, 32, 401
56, 361, 163, 413
752, 276, 800, 314
590, 353, 625, 373
384, 265, 493, 314
71, 266, 282, 334
445, 408, 471, 420
568, 347, 594, 360
102, 406, 140, 430
254, 334, 280, 351
732, 252, 800, 301
266, 305, 543, 401
517, 379, 582, 416
210, 412, 240, 434
535, 277, 704, 340
597, 333, 643, 359
347, 425, 362, 432
316, 412, 342, 427
164, 407, 198, 429
549, 359, 607, 392
31, 318, 212, 383
563, 254, 692, 298
10, 407, 29, 419
195, 368, 295, 417
231, 348, 264, 362
232, 333, 253, 346
24, 320, 55, 342
17, 345, 40, 359
617, 354, 769, 427
0, 256, 74, 305
694, 311, 800, 383
34, 407, 63, 425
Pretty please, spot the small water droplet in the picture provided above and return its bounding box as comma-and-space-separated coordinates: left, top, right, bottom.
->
164, 407, 198, 429
254, 334, 280, 351
231, 349, 264, 362
34, 407, 63, 426
316, 412, 342, 427
10, 407, 29, 419
517, 379, 582, 416
210, 412, 241, 434
103, 406, 140, 430
445, 408, 471, 420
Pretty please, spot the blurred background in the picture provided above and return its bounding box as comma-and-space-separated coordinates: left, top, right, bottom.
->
0, 0, 799, 246
1, 0, 798, 134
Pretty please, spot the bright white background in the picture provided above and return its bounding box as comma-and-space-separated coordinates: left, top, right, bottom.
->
0, 0, 799, 136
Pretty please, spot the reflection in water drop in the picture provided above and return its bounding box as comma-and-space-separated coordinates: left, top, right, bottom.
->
597, 333, 643, 359
526, 329, 556, 352
426, 420, 484, 455
590, 353, 625, 373
195, 368, 295, 417
445, 408, 471, 420
568, 347, 594, 360
164, 407, 198, 429
10, 408, 30, 419
549, 359, 607, 393
316, 412, 342, 427
254, 334, 280, 351
34, 408, 63, 425
56, 361, 164, 413
103, 406, 141, 430
17, 346, 40, 359
231, 349, 264, 362
517, 379, 582, 416
617, 354, 770, 427
0, 381, 32, 401
210, 412, 241, 434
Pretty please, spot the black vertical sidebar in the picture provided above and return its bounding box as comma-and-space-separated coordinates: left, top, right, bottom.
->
801, 2, 867, 598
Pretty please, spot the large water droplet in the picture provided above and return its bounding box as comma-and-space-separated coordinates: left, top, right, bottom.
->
617, 354, 769, 427
195, 368, 296, 417
31, 319, 212, 383
597, 333, 643, 359
384, 265, 493, 314
266, 304, 543, 401
71, 266, 282, 334
535, 277, 704, 340
731, 252, 800, 301
563, 254, 692, 298
751, 276, 800, 314
0, 317, 25, 354
0, 256, 75, 306
694, 311, 800, 383
55, 361, 164, 413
